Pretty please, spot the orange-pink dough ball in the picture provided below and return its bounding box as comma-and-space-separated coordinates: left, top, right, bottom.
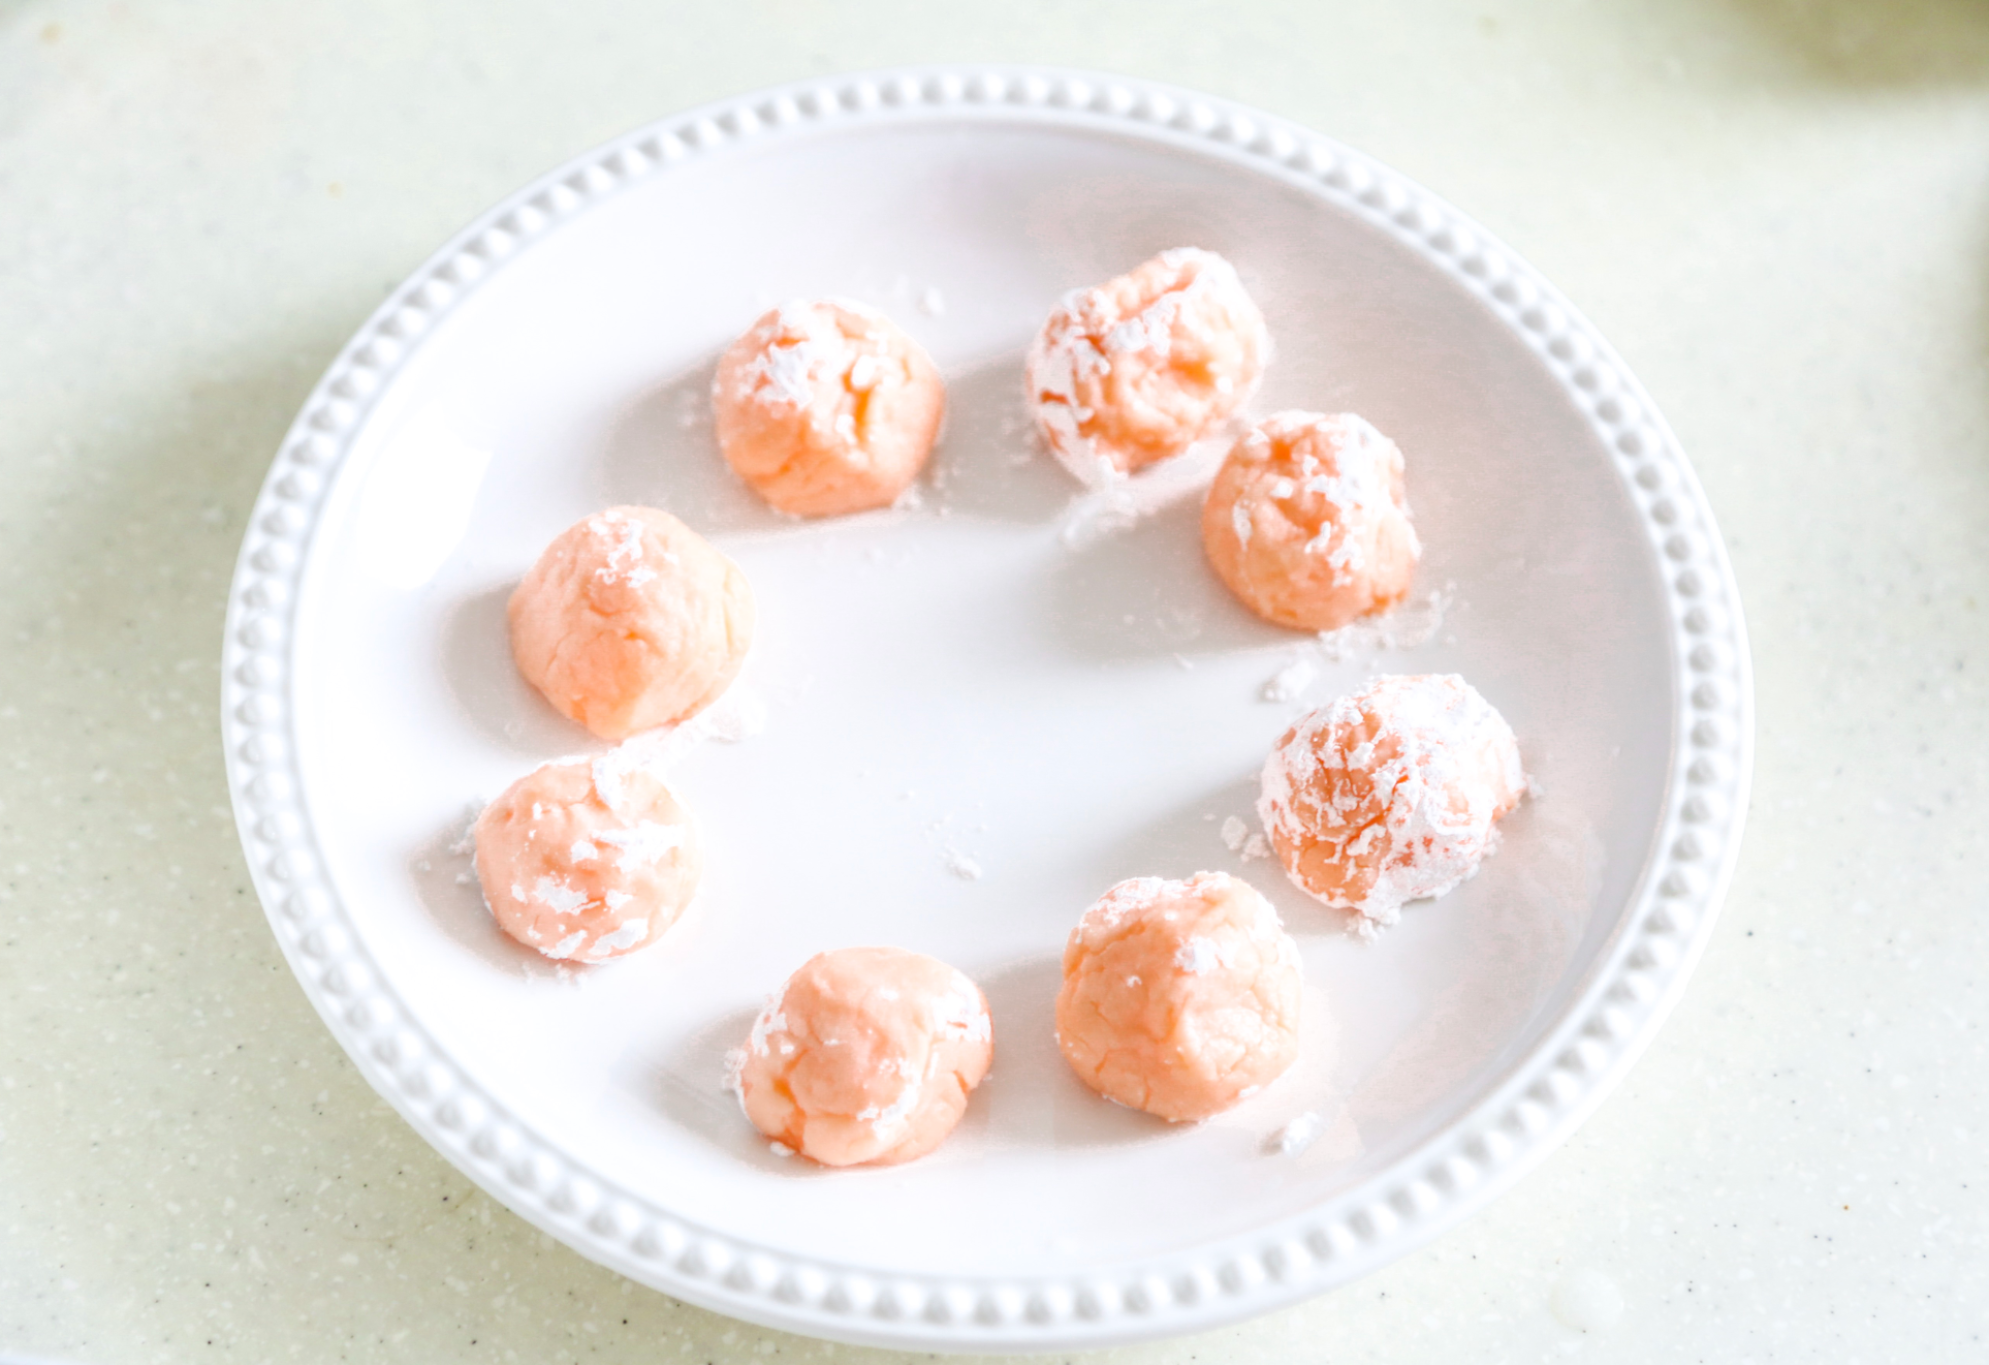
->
1054, 872, 1301, 1122
1259, 674, 1526, 931
732, 947, 993, 1167
508, 506, 754, 741
712, 299, 946, 518
1202, 411, 1420, 632
473, 749, 701, 964
1025, 248, 1269, 483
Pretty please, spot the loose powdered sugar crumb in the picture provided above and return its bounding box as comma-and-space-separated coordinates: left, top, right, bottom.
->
1220, 815, 1249, 851
1262, 658, 1317, 703
1268, 1110, 1325, 1156
943, 847, 984, 881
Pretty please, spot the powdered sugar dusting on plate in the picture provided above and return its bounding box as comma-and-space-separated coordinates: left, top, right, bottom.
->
1268, 1109, 1324, 1156
1314, 583, 1455, 662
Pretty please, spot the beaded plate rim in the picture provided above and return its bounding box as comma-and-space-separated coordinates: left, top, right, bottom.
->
220, 63, 1753, 1352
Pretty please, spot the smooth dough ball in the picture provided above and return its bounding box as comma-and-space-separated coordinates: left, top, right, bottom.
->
1202, 411, 1420, 631
1025, 247, 1269, 483
712, 299, 946, 518
732, 947, 993, 1167
1259, 673, 1526, 931
1055, 872, 1301, 1122
509, 506, 754, 741
473, 748, 701, 963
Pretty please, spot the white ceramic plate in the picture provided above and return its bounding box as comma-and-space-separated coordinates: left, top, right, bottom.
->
222, 67, 1752, 1352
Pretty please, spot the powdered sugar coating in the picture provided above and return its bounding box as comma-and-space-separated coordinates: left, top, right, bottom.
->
1259, 674, 1525, 931
509, 506, 754, 740
734, 947, 993, 1168
1203, 411, 1420, 631
1025, 249, 1269, 485
712, 299, 945, 517
472, 749, 701, 963
1056, 871, 1301, 1122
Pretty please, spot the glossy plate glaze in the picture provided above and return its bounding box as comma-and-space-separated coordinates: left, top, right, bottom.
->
221, 66, 1752, 1351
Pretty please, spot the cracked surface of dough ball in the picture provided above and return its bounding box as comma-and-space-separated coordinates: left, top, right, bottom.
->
508, 506, 753, 741
732, 947, 992, 1167
1259, 673, 1525, 931
1025, 247, 1269, 483
1203, 411, 1420, 631
1055, 872, 1300, 1122
712, 299, 945, 518
473, 748, 701, 963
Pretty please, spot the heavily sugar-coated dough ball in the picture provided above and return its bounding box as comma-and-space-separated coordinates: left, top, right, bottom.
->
1026, 248, 1269, 484
732, 947, 993, 1167
712, 299, 946, 518
1259, 673, 1525, 932
1202, 411, 1421, 631
509, 506, 754, 741
1055, 872, 1301, 1122
473, 747, 701, 963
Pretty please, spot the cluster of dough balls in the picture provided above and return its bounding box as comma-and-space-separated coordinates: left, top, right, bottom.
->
480, 504, 753, 962
1044, 672, 1524, 1123
1025, 250, 1420, 635
729, 872, 1309, 1165
708, 260, 1419, 639
1260, 673, 1526, 930
489, 295, 947, 970
1026, 247, 1269, 484
473, 748, 701, 964
713, 299, 945, 518
731, 947, 993, 1166
465, 259, 1523, 1171
1055, 872, 1301, 1121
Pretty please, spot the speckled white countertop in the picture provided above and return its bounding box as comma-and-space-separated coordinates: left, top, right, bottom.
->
4, 1, 1987, 1361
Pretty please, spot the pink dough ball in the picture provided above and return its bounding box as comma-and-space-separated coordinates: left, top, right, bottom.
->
508, 506, 754, 741
1055, 871, 1300, 1122
1259, 673, 1526, 932
1202, 411, 1420, 631
732, 947, 993, 1167
473, 748, 701, 963
1026, 248, 1268, 483
712, 299, 945, 518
